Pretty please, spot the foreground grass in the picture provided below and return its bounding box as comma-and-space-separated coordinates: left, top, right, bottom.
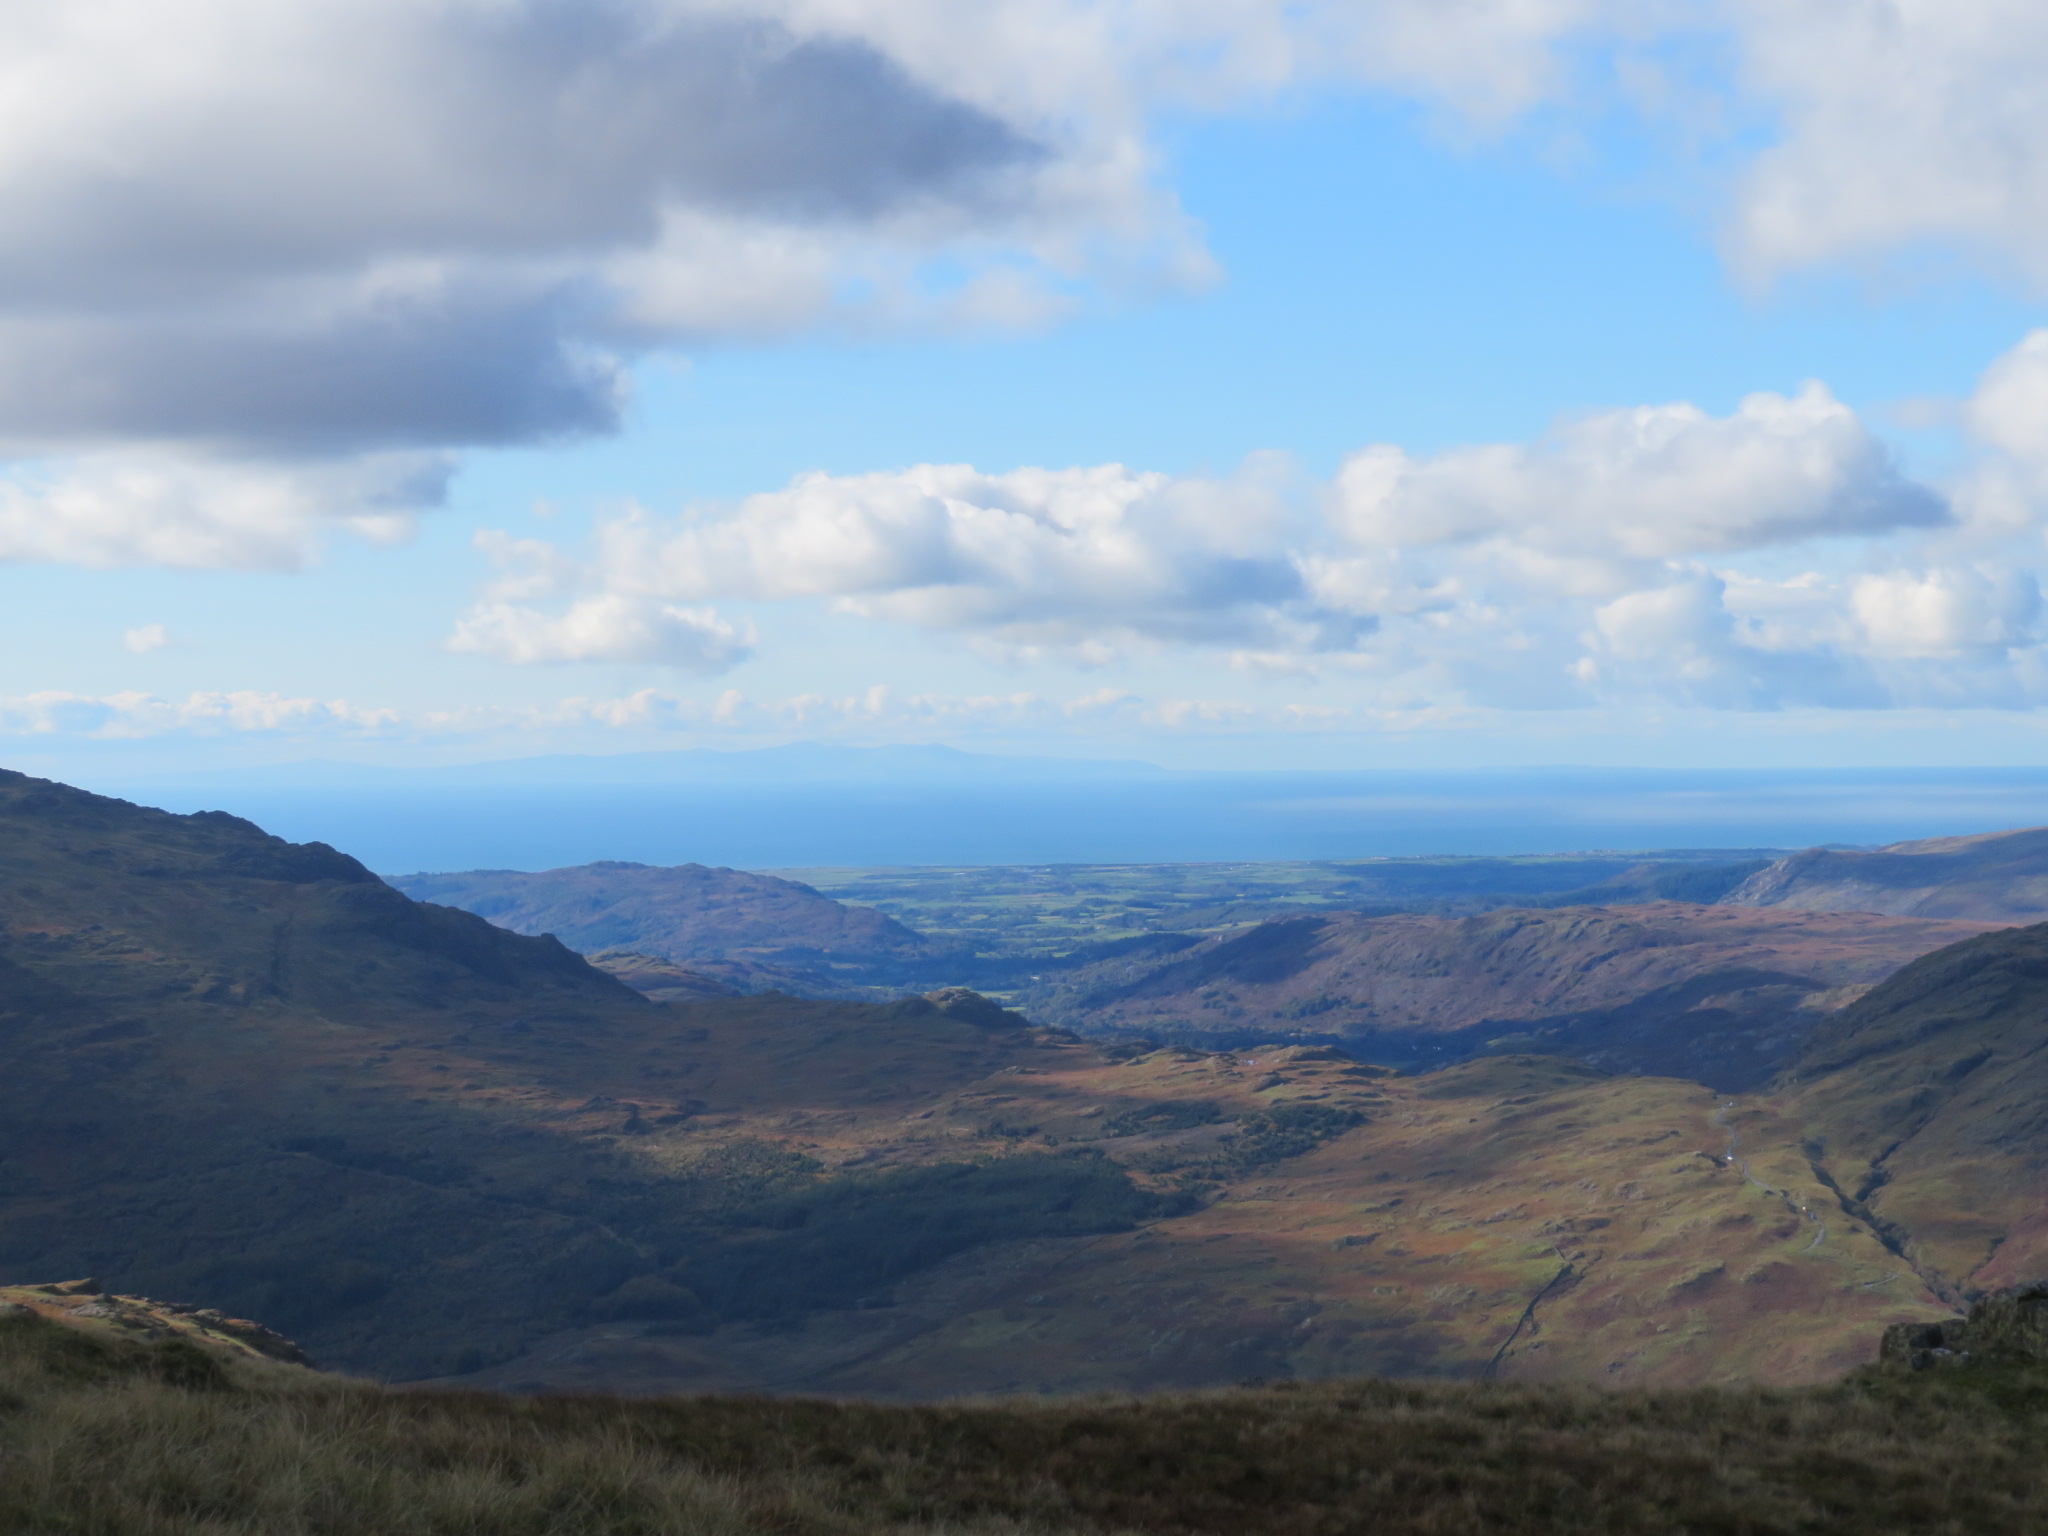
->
3, 1313, 2045, 1534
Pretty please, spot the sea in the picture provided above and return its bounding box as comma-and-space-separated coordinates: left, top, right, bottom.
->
72, 748, 2048, 875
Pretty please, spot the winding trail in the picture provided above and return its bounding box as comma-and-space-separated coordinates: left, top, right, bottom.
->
1712, 1101, 1829, 1251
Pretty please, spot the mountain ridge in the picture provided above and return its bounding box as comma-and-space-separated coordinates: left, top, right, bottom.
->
1025, 901, 2000, 1088
1722, 825, 2048, 922
2, 764, 2038, 1400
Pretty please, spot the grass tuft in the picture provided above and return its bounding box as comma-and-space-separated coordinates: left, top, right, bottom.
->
1, 1311, 2045, 1533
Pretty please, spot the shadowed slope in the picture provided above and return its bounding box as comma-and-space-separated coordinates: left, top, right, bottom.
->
0, 772, 1105, 1379
389, 861, 931, 977
1031, 902, 1994, 1087
1783, 921, 2048, 1303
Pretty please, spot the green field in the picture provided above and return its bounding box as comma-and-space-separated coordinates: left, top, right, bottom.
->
774, 851, 1781, 958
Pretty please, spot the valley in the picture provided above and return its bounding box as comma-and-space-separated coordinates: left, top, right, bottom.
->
2, 766, 2047, 1410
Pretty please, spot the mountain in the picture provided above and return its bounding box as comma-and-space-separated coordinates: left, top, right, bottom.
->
1026, 902, 1998, 1089
1722, 825, 2048, 922
0, 770, 1134, 1379
1780, 921, 2048, 1305
2, 763, 2034, 1402
388, 861, 933, 987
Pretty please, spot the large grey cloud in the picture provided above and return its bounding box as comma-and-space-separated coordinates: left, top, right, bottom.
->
0, 2, 1044, 455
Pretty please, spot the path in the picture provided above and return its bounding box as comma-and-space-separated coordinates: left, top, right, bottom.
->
1712, 1101, 1829, 1252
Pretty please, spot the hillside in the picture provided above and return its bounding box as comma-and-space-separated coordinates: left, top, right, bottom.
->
784, 852, 1778, 960
0, 1309, 2044, 1536
389, 861, 933, 989
1722, 825, 2048, 922
1779, 920, 2048, 1305
584, 950, 744, 1001
0, 770, 1131, 1379
5, 1308, 2047, 1536
440, 1045, 1936, 1398
1, 764, 2036, 1402
1026, 902, 1996, 1089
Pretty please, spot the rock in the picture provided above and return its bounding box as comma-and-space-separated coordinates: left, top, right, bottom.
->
1880, 1283, 2048, 1370
208, 1315, 314, 1366
926, 988, 1030, 1029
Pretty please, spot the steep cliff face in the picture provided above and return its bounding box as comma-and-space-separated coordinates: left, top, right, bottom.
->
1721, 826, 2048, 922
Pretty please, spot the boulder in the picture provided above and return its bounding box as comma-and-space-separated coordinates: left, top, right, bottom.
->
1880, 1283, 2048, 1370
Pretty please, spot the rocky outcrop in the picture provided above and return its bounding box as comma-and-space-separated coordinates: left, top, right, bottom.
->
0, 1281, 312, 1367
1880, 1284, 2048, 1371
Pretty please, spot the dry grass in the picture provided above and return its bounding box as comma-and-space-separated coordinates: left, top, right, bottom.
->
3, 1311, 2045, 1534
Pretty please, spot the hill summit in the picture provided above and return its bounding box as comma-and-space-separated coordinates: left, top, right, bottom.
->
389, 861, 930, 989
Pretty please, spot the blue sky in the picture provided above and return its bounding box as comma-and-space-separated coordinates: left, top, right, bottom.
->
9, 3, 2048, 780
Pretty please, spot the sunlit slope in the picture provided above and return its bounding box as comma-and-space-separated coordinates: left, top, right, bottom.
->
1725, 825, 2048, 921
444, 1049, 1941, 1398
1785, 921, 2048, 1302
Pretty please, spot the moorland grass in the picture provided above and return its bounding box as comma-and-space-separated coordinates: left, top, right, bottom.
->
1, 1310, 2044, 1534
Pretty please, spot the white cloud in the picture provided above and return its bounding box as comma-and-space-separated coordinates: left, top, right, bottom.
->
122, 623, 168, 655
1725, 0, 2048, 282
0, 449, 447, 570
0, 690, 398, 738
16, 0, 2048, 589
1850, 567, 2041, 660
14, 0, 2047, 474
457, 352, 2048, 713
1966, 329, 2048, 474
449, 593, 754, 671
1328, 383, 1945, 564
567, 456, 1366, 659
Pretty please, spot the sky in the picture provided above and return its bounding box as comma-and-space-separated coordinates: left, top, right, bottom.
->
11, 1, 2048, 779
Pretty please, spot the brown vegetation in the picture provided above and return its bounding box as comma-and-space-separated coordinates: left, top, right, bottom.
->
0, 765, 2039, 1409
1, 1306, 2046, 1535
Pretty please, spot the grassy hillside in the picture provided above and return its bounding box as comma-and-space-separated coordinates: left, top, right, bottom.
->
1782, 921, 2048, 1303
0, 765, 2026, 1403
433, 1047, 1937, 1398
1024, 903, 1992, 1088
1, 1307, 2045, 1535
782, 853, 1780, 957
388, 861, 931, 989
0, 771, 1168, 1380
1725, 825, 2048, 921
